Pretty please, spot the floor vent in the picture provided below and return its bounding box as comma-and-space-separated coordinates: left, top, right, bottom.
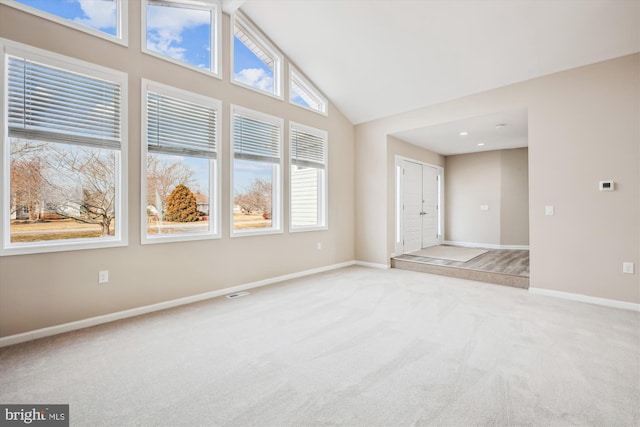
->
226, 291, 250, 299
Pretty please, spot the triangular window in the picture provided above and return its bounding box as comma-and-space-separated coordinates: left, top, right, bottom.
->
290, 67, 328, 115
232, 14, 282, 98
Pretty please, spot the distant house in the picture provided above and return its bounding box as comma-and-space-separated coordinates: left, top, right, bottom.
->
11, 201, 56, 221
12, 205, 29, 220
193, 192, 209, 215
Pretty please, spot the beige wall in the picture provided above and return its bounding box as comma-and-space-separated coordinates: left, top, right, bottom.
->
500, 148, 529, 246
356, 53, 639, 303
445, 150, 503, 246
444, 148, 529, 247
0, 4, 356, 337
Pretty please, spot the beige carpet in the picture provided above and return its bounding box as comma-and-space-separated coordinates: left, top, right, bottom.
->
409, 245, 488, 262
1, 267, 638, 426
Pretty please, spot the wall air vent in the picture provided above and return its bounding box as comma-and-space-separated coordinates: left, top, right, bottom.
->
226, 291, 250, 299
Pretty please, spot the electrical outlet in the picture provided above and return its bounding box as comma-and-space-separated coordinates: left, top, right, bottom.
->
623, 262, 634, 274
98, 270, 109, 283
317, 242, 322, 250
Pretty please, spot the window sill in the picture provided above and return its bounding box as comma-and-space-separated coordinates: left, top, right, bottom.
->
1, 237, 127, 257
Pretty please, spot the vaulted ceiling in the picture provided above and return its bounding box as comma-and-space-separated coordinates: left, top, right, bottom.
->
238, 0, 640, 125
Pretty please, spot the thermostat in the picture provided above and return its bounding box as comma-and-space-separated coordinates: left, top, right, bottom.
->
599, 181, 614, 191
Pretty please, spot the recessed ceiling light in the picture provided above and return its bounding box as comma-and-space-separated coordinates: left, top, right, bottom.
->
459, 131, 468, 136
495, 124, 507, 129
477, 142, 485, 146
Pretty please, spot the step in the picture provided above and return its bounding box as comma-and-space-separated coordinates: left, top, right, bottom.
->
391, 257, 529, 289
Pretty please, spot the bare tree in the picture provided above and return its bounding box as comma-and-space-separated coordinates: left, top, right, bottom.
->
10, 144, 199, 236
9, 140, 49, 219
46, 146, 117, 236
9, 140, 118, 236
234, 178, 271, 214
10, 139, 47, 157
10, 157, 44, 220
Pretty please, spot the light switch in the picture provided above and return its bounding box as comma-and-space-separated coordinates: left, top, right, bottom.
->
623, 262, 634, 274
545, 205, 554, 216
480, 205, 489, 211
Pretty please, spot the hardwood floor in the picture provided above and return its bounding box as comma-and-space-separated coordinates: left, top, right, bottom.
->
391, 246, 530, 289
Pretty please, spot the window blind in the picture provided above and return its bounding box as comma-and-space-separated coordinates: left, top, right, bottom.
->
147, 91, 217, 159
233, 113, 281, 163
290, 126, 325, 169
7, 56, 121, 149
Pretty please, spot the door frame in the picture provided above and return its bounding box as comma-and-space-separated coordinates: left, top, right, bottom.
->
394, 155, 445, 256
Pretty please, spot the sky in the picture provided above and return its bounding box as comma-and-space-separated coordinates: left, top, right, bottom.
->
13, 0, 288, 193
15, 0, 117, 35
13, 0, 313, 105
146, 2, 211, 69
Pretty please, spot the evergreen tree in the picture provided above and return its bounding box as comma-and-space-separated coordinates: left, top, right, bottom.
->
164, 184, 199, 222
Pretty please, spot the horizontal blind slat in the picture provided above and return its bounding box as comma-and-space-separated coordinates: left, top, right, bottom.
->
148, 113, 215, 139
9, 128, 120, 150
146, 91, 217, 157
233, 113, 281, 161
9, 62, 122, 99
7, 56, 121, 148
291, 127, 325, 168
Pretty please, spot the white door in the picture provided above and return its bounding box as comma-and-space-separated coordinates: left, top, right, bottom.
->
402, 161, 423, 253
401, 161, 441, 253
422, 165, 439, 248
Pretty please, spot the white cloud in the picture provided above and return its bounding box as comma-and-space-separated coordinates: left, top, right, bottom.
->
147, 28, 187, 61
73, 0, 117, 30
146, 5, 210, 62
234, 68, 273, 92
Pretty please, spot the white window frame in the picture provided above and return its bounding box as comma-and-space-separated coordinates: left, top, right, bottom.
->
289, 122, 328, 232
289, 66, 328, 116
0, 0, 128, 46
230, 105, 283, 237
0, 38, 128, 256
231, 12, 283, 100
141, 79, 221, 244
141, 0, 221, 78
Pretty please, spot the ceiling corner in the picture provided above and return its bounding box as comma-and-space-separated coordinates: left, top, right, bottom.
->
222, 0, 245, 15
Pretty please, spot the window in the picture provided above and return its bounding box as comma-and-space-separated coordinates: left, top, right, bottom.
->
231, 106, 283, 235
232, 13, 282, 98
1, 39, 127, 255
142, 0, 220, 76
1, 0, 127, 44
142, 80, 220, 243
290, 123, 327, 231
290, 66, 328, 115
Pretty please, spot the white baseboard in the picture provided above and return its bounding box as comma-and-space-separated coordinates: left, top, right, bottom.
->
444, 240, 529, 250
354, 260, 390, 269
529, 287, 640, 312
0, 261, 357, 348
